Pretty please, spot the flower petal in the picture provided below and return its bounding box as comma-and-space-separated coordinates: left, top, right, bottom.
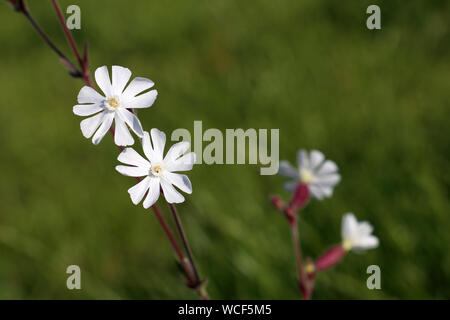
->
73, 104, 103, 116
117, 109, 144, 138
77, 86, 105, 104
314, 174, 341, 187
341, 213, 358, 240
167, 152, 196, 172
128, 176, 150, 205
297, 149, 310, 170
163, 172, 192, 194
150, 128, 166, 161
118, 148, 150, 168
143, 177, 161, 208
92, 112, 114, 145
115, 165, 149, 177
128, 89, 158, 109
160, 179, 185, 203
354, 235, 379, 251
122, 77, 154, 100
94, 66, 112, 97
164, 141, 190, 163
80, 112, 105, 138
114, 113, 134, 146
309, 150, 325, 169
316, 160, 339, 176
112, 65, 132, 95
284, 180, 298, 192
278, 160, 299, 179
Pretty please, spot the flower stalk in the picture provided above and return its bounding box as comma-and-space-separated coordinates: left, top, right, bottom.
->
7, 0, 207, 299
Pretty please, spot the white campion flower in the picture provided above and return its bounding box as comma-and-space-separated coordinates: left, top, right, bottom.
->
116, 128, 196, 208
278, 149, 340, 200
73, 65, 158, 146
341, 213, 379, 252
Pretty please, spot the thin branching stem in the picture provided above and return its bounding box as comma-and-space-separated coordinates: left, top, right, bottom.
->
11, 0, 207, 299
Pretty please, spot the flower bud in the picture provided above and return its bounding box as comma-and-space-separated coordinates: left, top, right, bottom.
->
315, 245, 346, 271
270, 195, 285, 211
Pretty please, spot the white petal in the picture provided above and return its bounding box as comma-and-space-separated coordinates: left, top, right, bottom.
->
160, 179, 185, 203
309, 150, 325, 169
111, 65, 132, 95
115, 165, 149, 177
314, 174, 341, 187
114, 114, 134, 146
117, 109, 144, 138
73, 104, 103, 116
308, 185, 325, 200
143, 178, 161, 208
278, 160, 299, 179
118, 148, 150, 168
94, 66, 112, 97
77, 86, 105, 104
164, 141, 190, 163
163, 172, 192, 194
358, 222, 374, 236
80, 112, 105, 138
128, 176, 151, 205
316, 160, 339, 176
92, 112, 114, 145
284, 181, 298, 192
167, 152, 196, 172
297, 149, 310, 170
122, 77, 154, 100
354, 235, 379, 251
341, 213, 358, 240
128, 90, 158, 109
150, 128, 166, 161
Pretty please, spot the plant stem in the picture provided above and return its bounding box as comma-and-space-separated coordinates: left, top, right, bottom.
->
18, 3, 79, 76
168, 203, 201, 283
289, 217, 312, 299
50, 0, 91, 83
13, 0, 206, 299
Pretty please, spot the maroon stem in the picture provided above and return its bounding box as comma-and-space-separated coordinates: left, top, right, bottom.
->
50, 0, 83, 67
168, 203, 200, 283
289, 219, 309, 299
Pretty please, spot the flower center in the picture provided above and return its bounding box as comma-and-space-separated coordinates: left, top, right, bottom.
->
151, 164, 164, 177
342, 238, 354, 251
300, 168, 315, 184
108, 97, 119, 108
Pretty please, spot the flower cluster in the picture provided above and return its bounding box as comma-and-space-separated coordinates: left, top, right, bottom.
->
73, 66, 195, 208
274, 149, 379, 298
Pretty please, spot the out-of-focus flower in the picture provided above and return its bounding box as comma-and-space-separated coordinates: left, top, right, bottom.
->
278, 149, 340, 200
341, 213, 379, 252
116, 129, 196, 208
73, 65, 158, 146
314, 213, 378, 271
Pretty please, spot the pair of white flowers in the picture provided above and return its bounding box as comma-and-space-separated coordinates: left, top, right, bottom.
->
73, 66, 196, 208
278, 149, 379, 252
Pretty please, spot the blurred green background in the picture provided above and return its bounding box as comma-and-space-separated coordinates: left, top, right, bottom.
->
0, 0, 449, 299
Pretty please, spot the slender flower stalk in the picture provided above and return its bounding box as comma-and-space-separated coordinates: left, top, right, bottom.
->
7, 0, 208, 299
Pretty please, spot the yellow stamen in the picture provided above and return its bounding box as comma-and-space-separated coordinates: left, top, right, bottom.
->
108, 97, 119, 108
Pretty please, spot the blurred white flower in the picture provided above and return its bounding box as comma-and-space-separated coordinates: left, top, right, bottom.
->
278, 149, 340, 200
116, 129, 196, 208
341, 213, 379, 252
73, 65, 158, 146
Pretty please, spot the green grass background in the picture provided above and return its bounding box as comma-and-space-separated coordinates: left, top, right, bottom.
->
0, 0, 449, 299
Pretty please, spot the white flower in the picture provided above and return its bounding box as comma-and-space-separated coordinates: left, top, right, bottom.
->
73, 65, 158, 146
341, 213, 379, 252
116, 129, 196, 208
278, 149, 340, 200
